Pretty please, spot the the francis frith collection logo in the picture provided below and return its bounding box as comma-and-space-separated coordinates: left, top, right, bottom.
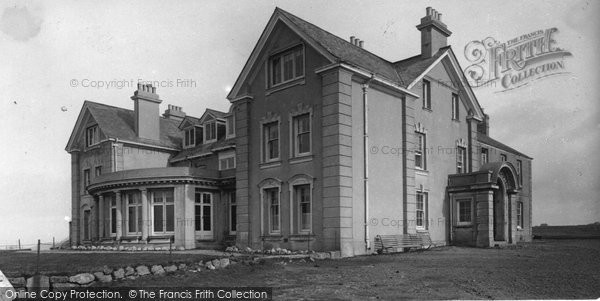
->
463, 28, 572, 92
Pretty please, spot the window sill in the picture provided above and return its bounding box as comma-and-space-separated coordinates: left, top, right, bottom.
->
266, 78, 305, 96
260, 160, 282, 169
415, 169, 429, 176
455, 224, 473, 228
452, 119, 460, 123
290, 154, 313, 164
261, 235, 283, 242
289, 234, 315, 241
422, 107, 432, 112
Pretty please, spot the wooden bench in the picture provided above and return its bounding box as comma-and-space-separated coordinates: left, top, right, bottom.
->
374, 233, 433, 254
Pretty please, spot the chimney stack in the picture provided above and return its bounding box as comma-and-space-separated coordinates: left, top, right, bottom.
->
416, 7, 452, 58
131, 83, 162, 140
163, 104, 186, 121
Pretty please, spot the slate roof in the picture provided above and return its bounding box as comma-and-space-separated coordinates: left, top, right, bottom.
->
205, 108, 229, 119
170, 138, 236, 162
278, 8, 449, 88
478, 134, 532, 159
84, 101, 183, 149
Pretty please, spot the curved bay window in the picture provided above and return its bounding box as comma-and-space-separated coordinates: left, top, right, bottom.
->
125, 191, 142, 235
151, 189, 174, 235
194, 189, 213, 239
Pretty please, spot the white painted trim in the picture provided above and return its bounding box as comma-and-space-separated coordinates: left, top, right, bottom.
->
406, 49, 484, 121
288, 174, 314, 234
315, 63, 420, 98
407, 52, 449, 90
455, 197, 474, 226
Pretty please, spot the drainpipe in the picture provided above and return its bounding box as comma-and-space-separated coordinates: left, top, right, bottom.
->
108, 138, 119, 172
363, 75, 374, 251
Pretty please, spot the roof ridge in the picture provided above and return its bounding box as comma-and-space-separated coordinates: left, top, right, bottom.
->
276, 8, 399, 72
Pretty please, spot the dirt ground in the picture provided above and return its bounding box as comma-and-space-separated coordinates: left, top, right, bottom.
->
105, 239, 600, 300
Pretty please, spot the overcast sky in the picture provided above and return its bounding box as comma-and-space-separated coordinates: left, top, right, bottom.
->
0, 0, 598, 246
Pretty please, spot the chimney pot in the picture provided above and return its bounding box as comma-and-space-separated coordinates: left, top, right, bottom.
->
350, 36, 355, 44
152, 86, 156, 93
438, 13, 442, 21
426, 7, 432, 16
359, 40, 364, 48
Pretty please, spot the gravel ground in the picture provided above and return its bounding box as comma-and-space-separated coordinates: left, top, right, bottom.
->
106, 239, 600, 300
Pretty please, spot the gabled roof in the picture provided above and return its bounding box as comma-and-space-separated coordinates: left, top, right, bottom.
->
199, 108, 228, 124
478, 134, 532, 159
393, 48, 448, 87
65, 101, 183, 152
178, 116, 201, 130
226, 8, 484, 120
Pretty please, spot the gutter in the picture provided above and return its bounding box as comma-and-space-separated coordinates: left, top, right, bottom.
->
315, 63, 420, 99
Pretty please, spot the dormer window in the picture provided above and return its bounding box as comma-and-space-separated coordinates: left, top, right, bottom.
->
205, 121, 217, 142
269, 45, 304, 87
85, 125, 99, 147
184, 127, 195, 148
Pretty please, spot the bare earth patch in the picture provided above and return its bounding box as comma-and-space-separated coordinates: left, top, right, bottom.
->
2, 239, 599, 299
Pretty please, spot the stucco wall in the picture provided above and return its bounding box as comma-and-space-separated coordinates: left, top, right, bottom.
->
410, 62, 471, 244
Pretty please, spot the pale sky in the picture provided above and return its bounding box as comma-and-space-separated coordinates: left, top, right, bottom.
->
1, 0, 598, 246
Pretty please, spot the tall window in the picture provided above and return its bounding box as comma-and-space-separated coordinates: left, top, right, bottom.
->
110, 196, 117, 235
457, 199, 472, 225
415, 133, 426, 170
456, 147, 467, 173
517, 160, 523, 185
269, 45, 304, 86
263, 122, 279, 162
126, 191, 142, 235
184, 127, 195, 147
83, 169, 90, 193
481, 148, 489, 164
422, 79, 431, 110
500, 154, 507, 162
218, 151, 236, 170
517, 201, 524, 229
205, 121, 217, 142
151, 189, 174, 234
94, 166, 102, 177
416, 192, 427, 229
229, 191, 237, 234
86, 125, 99, 147
226, 114, 235, 137
293, 114, 311, 156
452, 93, 459, 120
265, 188, 280, 234
194, 190, 212, 233
294, 184, 311, 232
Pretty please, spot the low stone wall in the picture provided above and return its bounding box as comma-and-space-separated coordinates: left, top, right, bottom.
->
7, 258, 235, 293
6, 251, 339, 293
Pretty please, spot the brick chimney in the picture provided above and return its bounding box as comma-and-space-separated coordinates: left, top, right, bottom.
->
416, 7, 452, 59
163, 104, 186, 121
131, 83, 162, 140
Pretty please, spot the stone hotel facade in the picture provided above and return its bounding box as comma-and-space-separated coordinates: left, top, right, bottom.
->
66, 7, 532, 256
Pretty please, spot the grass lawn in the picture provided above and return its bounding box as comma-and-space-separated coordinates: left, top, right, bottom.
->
0, 251, 220, 277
